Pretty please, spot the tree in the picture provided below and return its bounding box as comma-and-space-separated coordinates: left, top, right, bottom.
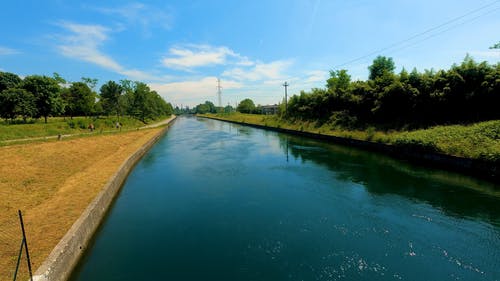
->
52, 72, 66, 84
326, 69, 351, 92
195, 101, 216, 114
64, 82, 96, 117
127, 82, 170, 122
204, 101, 216, 113
490, 42, 500, 49
0, 71, 22, 92
81, 77, 98, 91
368, 56, 396, 80
100, 80, 123, 118
0, 88, 37, 122
195, 103, 210, 114
22, 75, 63, 123
237, 98, 256, 113
224, 105, 234, 113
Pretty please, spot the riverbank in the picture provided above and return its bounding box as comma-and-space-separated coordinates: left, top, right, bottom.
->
0, 116, 175, 281
0, 115, 175, 146
199, 113, 499, 182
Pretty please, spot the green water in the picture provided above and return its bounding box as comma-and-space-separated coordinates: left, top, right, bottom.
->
70, 117, 500, 281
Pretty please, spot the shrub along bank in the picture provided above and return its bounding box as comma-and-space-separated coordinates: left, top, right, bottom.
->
200, 113, 500, 165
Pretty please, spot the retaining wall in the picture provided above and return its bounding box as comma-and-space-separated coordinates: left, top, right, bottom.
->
201, 116, 498, 183
32, 117, 176, 281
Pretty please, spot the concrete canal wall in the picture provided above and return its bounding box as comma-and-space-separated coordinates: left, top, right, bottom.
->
32, 117, 176, 281
202, 116, 498, 183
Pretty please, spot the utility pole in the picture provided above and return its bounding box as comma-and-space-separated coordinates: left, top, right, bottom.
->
283, 81, 289, 115
216, 78, 222, 110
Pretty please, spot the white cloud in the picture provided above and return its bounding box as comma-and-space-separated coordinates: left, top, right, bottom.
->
161, 44, 253, 70
56, 21, 157, 81
92, 2, 173, 31
222, 60, 292, 81
304, 70, 328, 84
0, 46, 20, 55
150, 76, 243, 106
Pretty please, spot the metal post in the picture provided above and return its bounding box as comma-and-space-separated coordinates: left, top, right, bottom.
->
283, 82, 289, 115
18, 210, 33, 281
12, 238, 24, 281
217, 78, 222, 111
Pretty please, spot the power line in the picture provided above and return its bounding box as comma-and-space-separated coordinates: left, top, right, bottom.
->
388, 6, 500, 57
334, 0, 500, 69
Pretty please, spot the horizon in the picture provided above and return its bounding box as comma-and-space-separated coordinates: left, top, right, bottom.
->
1, 0, 499, 107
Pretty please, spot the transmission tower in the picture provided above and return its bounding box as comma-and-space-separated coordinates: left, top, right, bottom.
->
216, 78, 222, 109
283, 81, 289, 115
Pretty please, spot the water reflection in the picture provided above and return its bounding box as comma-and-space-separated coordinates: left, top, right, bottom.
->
276, 133, 500, 226
72, 117, 500, 281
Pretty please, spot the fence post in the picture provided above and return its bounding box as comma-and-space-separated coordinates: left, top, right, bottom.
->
12, 238, 24, 281
18, 210, 33, 281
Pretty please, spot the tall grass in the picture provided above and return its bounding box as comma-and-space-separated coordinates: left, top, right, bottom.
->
201, 113, 500, 162
0, 116, 167, 141
393, 120, 500, 162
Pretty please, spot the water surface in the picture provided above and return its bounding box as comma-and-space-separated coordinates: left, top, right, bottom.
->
71, 116, 500, 281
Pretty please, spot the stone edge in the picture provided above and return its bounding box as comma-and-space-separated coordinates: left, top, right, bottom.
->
200, 115, 498, 183
32, 116, 176, 281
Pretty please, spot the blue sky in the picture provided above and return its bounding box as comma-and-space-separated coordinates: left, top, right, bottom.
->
1, 0, 499, 107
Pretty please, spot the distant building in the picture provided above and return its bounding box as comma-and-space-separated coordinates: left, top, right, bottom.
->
261, 104, 279, 115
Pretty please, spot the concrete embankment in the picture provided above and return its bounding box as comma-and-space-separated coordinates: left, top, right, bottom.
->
32, 116, 176, 281
201, 116, 499, 183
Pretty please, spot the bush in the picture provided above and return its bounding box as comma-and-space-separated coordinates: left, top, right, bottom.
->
366, 126, 375, 141
394, 138, 439, 153
329, 111, 358, 129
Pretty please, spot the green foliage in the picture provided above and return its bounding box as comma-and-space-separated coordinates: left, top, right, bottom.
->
125, 82, 173, 122
0, 72, 22, 92
100, 80, 124, 117
67, 118, 88, 129
81, 77, 98, 90
224, 105, 234, 113
326, 69, 351, 92
329, 111, 358, 129
393, 138, 439, 153
197, 101, 217, 114
0, 71, 172, 124
369, 56, 396, 80
22, 75, 63, 123
285, 55, 500, 127
52, 72, 66, 84
63, 82, 96, 117
195, 101, 215, 114
489, 42, 500, 49
0, 116, 161, 142
207, 113, 499, 163
393, 120, 500, 160
0, 88, 37, 121
237, 98, 256, 113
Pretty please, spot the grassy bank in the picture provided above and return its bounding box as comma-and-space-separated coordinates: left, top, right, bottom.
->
0, 116, 169, 142
200, 113, 500, 162
0, 127, 165, 281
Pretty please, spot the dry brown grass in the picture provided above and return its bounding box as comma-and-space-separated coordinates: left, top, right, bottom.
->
0, 128, 163, 280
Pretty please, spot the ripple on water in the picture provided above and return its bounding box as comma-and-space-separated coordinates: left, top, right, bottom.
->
316, 251, 407, 280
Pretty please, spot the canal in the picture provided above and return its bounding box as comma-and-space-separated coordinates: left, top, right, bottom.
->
70, 116, 500, 281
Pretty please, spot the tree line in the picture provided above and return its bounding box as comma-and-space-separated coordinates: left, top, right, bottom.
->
0, 72, 173, 123
191, 99, 268, 115
285, 55, 499, 128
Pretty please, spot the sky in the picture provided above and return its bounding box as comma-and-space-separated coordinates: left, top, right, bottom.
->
0, 0, 499, 108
